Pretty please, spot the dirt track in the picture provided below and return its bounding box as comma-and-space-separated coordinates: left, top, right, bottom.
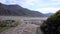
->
0, 23, 41, 34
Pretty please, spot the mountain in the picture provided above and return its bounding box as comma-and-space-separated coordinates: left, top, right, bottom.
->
0, 3, 51, 17
44, 13, 54, 17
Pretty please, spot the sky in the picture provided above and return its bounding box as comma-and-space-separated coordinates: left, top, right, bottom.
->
0, 0, 60, 14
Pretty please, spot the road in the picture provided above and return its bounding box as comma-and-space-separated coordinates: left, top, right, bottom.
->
0, 23, 42, 34
0, 23, 27, 34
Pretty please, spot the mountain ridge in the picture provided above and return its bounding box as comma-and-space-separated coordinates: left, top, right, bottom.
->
0, 3, 52, 17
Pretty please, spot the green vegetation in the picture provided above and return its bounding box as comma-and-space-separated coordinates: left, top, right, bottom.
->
0, 20, 22, 33
40, 10, 60, 34
0, 27, 11, 33
10, 21, 22, 27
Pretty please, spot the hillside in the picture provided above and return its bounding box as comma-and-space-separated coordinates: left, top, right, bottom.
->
40, 10, 60, 34
0, 3, 51, 17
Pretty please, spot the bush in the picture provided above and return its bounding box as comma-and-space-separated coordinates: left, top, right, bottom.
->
10, 21, 20, 27
0, 20, 22, 27
0, 21, 6, 27
40, 10, 60, 34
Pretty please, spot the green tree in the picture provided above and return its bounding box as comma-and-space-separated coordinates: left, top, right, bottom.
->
40, 10, 60, 34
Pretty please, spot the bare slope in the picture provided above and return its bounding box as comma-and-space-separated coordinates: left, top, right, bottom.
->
0, 3, 46, 17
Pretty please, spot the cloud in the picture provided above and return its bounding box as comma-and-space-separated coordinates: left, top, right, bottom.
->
6, 0, 17, 4
20, 0, 60, 13
35, 8, 60, 13
0, 0, 17, 4
0, 0, 60, 13
17, 0, 41, 7
0, 0, 6, 3
51, 0, 60, 1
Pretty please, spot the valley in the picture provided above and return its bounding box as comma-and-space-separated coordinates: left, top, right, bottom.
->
0, 16, 48, 34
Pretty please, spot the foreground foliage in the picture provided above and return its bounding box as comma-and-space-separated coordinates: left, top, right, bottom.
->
0, 20, 21, 33
40, 10, 60, 34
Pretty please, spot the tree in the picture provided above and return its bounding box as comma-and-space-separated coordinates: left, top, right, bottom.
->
40, 10, 60, 34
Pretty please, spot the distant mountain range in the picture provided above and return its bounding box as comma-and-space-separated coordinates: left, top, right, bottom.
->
45, 13, 54, 17
0, 3, 53, 17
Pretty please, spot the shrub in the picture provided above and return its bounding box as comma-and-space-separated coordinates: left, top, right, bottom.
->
0, 20, 22, 27
40, 10, 60, 34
